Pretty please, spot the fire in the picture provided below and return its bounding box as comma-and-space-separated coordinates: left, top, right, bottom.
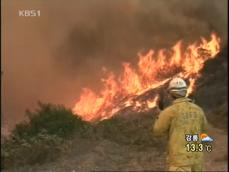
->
73, 33, 220, 121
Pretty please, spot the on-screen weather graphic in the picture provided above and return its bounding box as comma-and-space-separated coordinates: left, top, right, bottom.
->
200, 133, 214, 142
185, 133, 213, 152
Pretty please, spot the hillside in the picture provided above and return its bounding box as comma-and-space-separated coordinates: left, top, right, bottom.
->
2, 47, 228, 172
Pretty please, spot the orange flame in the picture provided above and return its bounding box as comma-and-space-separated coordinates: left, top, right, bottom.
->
73, 33, 220, 121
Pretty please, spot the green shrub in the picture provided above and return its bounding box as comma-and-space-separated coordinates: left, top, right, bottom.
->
1, 129, 70, 169
1, 102, 91, 169
12, 102, 90, 140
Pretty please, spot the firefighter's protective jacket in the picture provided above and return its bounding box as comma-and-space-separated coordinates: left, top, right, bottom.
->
153, 97, 208, 166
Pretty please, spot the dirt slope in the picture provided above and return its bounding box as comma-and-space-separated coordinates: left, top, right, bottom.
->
3, 123, 227, 172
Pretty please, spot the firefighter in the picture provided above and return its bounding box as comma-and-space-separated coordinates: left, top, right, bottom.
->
153, 77, 208, 172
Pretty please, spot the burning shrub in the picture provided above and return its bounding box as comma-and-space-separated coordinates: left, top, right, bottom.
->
72, 33, 221, 122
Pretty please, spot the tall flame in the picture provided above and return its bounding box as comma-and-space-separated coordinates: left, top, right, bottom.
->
73, 33, 220, 121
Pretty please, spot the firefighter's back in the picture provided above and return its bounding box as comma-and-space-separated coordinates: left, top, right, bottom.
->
167, 98, 207, 171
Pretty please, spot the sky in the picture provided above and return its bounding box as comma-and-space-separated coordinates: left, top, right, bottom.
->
2, 0, 228, 130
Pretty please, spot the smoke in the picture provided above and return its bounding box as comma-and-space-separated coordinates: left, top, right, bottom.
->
55, 0, 227, 88
2, 0, 227, 129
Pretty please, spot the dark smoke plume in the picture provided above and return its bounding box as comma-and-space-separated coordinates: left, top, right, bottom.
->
2, 0, 227, 130
56, 0, 227, 86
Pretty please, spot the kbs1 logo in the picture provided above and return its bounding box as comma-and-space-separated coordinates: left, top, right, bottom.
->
18, 10, 41, 17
